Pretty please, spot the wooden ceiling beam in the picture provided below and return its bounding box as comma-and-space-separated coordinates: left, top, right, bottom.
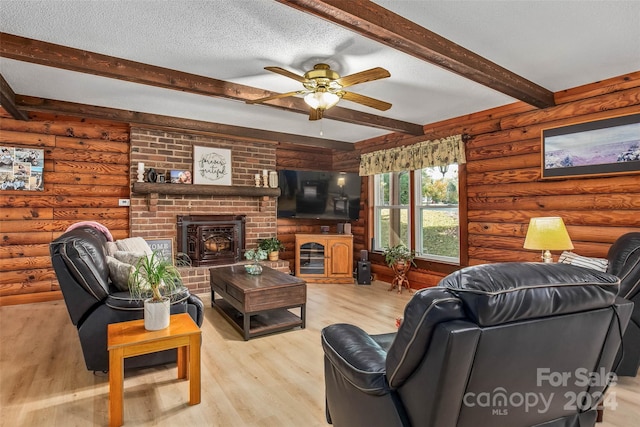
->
15, 95, 355, 151
0, 32, 423, 136
0, 73, 29, 121
277, 0, 556, 109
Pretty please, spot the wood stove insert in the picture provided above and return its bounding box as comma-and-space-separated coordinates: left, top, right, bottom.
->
177, 215, 245, 267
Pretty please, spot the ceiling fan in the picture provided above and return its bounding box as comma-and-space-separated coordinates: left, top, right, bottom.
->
246, 63, 392, 120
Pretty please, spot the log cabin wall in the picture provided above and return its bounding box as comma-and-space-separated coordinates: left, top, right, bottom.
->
2, 72, 636, 304
129, 128, 279, 294
0, 111, 130, 306
275, 142, 365, 272
356, 71, 640, 288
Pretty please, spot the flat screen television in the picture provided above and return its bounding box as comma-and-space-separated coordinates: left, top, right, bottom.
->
277, 170, 361, 220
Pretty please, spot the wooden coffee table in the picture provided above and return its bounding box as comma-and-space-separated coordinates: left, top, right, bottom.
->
210, 265, 306, 340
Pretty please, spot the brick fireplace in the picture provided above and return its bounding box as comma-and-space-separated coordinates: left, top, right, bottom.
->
128, 127, 285, 294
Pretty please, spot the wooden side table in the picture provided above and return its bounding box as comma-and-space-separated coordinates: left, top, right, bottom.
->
107, 313, 201, 427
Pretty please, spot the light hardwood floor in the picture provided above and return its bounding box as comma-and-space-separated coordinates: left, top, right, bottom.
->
1, 281, 638, 427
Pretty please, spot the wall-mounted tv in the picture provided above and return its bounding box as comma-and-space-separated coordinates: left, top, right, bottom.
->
277, 170, 361, 220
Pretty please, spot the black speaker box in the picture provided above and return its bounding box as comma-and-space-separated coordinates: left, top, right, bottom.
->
356, 261, 371, 285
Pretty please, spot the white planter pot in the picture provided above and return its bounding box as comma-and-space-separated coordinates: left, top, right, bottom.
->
144, 298, 170, 331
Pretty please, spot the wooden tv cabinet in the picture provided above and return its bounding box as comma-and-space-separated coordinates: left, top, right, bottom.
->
295, 234, 353, 284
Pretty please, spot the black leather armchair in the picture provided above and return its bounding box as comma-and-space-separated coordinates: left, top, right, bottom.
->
607, 232, 640, 376
50, 226, 204, 372
322, 263, 632, 427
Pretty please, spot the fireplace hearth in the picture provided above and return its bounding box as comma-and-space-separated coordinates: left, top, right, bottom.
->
177, 215, 245, 267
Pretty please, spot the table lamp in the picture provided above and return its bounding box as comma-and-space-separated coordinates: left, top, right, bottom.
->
337, 175, 346, 197
523, 217, 574, 263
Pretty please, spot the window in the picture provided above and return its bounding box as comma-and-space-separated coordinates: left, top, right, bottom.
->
373, 164, 460, 264
373, 171, 410, 250
415, 165, 460, 263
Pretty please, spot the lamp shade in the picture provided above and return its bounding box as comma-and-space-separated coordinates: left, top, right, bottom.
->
304, 91, 340, 110
523, 217, 574, 251
337, 177, 346, 187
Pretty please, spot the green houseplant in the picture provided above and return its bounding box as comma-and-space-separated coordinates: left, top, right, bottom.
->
129, 251, 183, 330
259, 237, 285, 261
383, 244, 416, 293
383, 244, 416, 268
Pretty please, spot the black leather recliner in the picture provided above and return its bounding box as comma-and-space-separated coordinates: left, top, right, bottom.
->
321, 263, 632, 427
608, 232, 640, 376
50, 226, 204, 372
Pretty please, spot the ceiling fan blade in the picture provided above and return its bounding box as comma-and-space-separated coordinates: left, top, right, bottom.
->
309, 108, 323, 121
245, 91, 301, 104
265, 66, 307, 83
341, 91, 392, 111
336, 67, 390, 88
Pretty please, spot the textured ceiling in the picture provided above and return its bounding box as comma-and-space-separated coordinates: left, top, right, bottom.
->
1, 0, 639, 144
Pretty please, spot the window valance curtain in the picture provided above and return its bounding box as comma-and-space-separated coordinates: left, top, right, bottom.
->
359, 134, 465, 176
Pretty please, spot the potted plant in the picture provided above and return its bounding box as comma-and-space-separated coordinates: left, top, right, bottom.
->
382, 244, 416, 293
244, 247, 267, 275
129, 251, 183, 331
383, 244, 416, 268
259, 237, 285, 261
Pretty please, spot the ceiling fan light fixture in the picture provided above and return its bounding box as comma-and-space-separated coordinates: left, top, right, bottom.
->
251, 63, 391, 116
304, 91, 341, 110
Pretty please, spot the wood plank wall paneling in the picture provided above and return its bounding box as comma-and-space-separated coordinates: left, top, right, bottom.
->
1, 71, 638, 304
332, 147, 360, 172
276, 142, 333, 171
0, 112, 130, 305
355, 71, 640, 288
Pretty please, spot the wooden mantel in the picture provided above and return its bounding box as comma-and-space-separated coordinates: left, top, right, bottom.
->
132, 182, 281, 197
132, 182, 280, 212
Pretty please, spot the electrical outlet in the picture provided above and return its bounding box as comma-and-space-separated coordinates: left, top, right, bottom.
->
118, 199, 131, 207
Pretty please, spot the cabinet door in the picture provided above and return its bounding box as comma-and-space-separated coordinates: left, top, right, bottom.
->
328, 239, 352, 277
298, 240, 326, 277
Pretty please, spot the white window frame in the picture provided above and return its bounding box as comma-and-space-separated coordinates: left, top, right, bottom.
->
371, 166, 461, 265
373, 172, 411, 251
413, 165, 460, 264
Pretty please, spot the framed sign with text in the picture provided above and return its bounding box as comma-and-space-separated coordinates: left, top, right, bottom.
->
145, 238, 174, 264
193, 145, 232, 185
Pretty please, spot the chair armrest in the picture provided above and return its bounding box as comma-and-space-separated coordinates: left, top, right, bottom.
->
187, 293, 204, 326
321, 323, 389, 395
370, 332, 397, 352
